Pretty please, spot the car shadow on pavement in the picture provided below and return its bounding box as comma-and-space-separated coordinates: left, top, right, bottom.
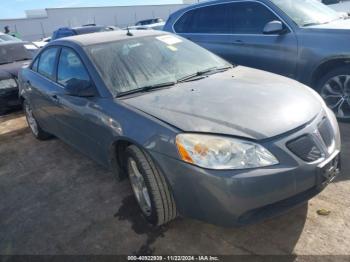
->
115, 192, 308, 255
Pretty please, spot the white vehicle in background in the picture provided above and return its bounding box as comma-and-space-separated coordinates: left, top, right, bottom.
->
0, 32, 37, 54
0, 32, 22, 42
32, 37, 51, 48
320, 0, 350, 15
124, 21, 165, 31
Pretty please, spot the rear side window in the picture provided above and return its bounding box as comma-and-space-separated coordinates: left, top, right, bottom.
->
57, 48, 91, 89
175, 2, 278, 35
231, 2, 278, 34
174, 4, 231, 34
38, 47, 59, 80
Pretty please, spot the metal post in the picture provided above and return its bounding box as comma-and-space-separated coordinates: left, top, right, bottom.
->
40, 22, 45, 38
114, 15, 118, 26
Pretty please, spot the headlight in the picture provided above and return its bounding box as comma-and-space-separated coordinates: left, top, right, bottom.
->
176, 134, 279, 170
0, 79, 17, 90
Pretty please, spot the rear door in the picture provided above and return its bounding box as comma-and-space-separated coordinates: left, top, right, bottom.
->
26, 46, 62, 134
228, 1, 298, 78
173, 3, 237, 62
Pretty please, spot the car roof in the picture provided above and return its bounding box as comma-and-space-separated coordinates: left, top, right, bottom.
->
55, 30, 167, 46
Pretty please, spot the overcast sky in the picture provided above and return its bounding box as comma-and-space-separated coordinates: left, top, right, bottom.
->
0, 0, 183, 19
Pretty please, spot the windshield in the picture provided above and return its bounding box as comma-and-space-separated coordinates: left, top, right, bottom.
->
86, 35, 229, 96
270, 0, 341, 26
0, 44, 33, 64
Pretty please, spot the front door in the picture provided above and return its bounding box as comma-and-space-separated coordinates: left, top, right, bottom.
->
173, 1, 298, 79
53, 47, 107, 165
228, 1, 298, 78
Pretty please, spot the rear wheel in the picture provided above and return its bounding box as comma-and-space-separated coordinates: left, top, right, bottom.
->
126, 145, 177, 226
23, 100, 52, 140
317, 66, 350, 119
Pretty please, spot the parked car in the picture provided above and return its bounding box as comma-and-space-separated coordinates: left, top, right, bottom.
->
0, 32, 22, 42
319, 0, 350, 14
135, 18, 164, 26
0, 42, 35, 114
164, 0, 350, 119
51, 25, 114, 40
19, 30, 341, 227
125, 22, 165, 31
33, 37, 51, 48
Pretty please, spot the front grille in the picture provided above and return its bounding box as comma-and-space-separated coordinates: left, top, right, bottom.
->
318, 118, 333, 149
287, 135, 323, 162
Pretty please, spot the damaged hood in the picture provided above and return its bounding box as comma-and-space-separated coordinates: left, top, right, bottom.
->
122, 66, 323, 140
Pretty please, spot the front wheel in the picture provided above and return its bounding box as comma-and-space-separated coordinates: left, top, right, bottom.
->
317, 66, 350, 119
126, 145, 177, 226
23, 100, 52, 140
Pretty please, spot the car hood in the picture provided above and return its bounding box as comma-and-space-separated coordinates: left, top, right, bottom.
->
0, 60, 31, 79
122, 67, 323, 140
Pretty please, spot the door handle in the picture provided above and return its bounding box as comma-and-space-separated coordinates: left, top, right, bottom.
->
233, 40, 245, 45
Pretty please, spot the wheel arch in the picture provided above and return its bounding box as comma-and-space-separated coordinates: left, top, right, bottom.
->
108, 137, 150, 181
108, 136, 176, 195
311, 57, 350, 88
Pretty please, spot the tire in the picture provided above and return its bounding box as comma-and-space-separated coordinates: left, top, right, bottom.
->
126, 145, 177, 226
316, 65, 350, 119
23, 100, 52, 140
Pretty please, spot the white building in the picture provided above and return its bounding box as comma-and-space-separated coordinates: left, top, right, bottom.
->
0, 3, 190, 41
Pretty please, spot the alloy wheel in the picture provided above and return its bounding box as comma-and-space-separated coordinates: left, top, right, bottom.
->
321, 75, 350, 119
128, 158, 152, 216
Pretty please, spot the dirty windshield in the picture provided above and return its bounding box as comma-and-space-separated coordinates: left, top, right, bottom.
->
86, 34, 230, 96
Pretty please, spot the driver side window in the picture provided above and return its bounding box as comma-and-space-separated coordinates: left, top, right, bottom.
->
57, 47, 91, 89
231, 2, 279, 34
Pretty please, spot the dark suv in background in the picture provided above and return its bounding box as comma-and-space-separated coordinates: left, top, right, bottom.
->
52, 25, 114, 40
164, 0, 350, 119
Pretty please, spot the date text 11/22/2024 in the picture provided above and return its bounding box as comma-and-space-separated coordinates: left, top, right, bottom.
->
127, 256, 220, 261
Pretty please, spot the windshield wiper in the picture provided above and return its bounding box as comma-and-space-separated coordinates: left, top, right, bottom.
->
177, 66, 232, 83
302, 22, 321, 27
117, 81, 176, 97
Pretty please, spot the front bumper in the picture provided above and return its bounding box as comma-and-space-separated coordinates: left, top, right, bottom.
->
150, 109, 341, 226
0, 87, 21, 113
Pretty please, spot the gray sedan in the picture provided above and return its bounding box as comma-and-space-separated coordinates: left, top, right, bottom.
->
19, 31, 341, 226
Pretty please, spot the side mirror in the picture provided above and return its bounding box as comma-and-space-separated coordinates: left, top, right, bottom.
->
64, 78, 96, 97
263, 20, 285, 35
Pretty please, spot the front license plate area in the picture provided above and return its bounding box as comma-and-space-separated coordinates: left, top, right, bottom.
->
317, 153, 341, 189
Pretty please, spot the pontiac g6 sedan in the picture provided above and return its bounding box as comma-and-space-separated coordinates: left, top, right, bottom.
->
19, 31, 341, 227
